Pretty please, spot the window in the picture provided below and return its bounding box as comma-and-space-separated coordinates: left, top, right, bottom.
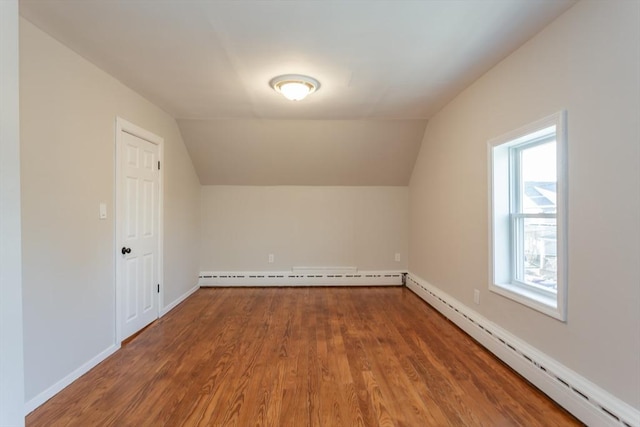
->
489, 111, 567, 321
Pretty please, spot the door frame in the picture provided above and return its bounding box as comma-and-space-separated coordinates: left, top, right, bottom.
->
114, 117, 164, 343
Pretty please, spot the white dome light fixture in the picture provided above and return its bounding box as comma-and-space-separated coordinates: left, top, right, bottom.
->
270, 74, 320, 101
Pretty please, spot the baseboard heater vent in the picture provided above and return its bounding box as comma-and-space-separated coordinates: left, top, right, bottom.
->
406, 274, 639, 427
199, 270, 405, 287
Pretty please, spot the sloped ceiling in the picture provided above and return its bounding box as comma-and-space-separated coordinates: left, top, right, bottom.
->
19, 0, 576, 185
179, 119, 426, 186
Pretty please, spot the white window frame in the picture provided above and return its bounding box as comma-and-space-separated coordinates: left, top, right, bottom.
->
488, 111, 568, 321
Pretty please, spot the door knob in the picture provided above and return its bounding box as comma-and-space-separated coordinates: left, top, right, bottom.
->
121, 247, 131, 255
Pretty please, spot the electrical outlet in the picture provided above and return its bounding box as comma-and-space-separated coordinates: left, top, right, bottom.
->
268, 254, 274, 263
473, 289, 480, 305
99, 203, 107, 220
395, 253, 401, 262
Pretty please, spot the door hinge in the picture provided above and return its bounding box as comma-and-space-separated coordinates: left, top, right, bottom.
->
157, 161, 161, 170
157, 284, 160, 293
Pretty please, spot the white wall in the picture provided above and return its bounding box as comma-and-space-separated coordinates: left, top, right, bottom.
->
19, 19, 200, 404
201, 186, 408, 272
409, 0, 639, 410
0, 2, 25, 425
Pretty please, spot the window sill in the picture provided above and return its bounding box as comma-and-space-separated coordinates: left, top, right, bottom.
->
490, 282, 566, 322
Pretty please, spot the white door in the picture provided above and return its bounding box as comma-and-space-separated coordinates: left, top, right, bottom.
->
116, 119, 162, 341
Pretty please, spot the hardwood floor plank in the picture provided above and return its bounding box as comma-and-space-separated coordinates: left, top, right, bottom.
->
26, 287, 583, 427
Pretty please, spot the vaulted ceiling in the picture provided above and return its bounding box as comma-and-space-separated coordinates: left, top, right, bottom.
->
19, 0, 576, 185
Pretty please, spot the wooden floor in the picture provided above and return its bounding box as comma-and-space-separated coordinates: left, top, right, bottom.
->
27, 287, 582, 426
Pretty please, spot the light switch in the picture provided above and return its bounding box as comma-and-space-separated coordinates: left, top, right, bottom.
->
99, 203, 107, 219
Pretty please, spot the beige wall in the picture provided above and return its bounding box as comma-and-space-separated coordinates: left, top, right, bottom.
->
20, 19, 200, 402
201, 186, 408, 272
409, 0, 639, 409
1, 2, 25, 425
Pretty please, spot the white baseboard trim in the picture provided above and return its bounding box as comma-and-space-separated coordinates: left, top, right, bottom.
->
24, 343, 120, 416
160, 283, 199, 317
406, 273, 639, 427
199, 270, 404, 287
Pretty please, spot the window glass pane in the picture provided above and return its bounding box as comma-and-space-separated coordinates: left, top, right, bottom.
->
521, 141, 556, 214
489, 112, 566, 320
522, 217, 557, 292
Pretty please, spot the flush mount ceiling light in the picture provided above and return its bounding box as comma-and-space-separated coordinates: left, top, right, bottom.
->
269, 74, 320, 101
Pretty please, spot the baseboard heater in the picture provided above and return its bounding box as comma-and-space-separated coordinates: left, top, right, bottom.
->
406, 273, 639, 427
199, 267, 404, 287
